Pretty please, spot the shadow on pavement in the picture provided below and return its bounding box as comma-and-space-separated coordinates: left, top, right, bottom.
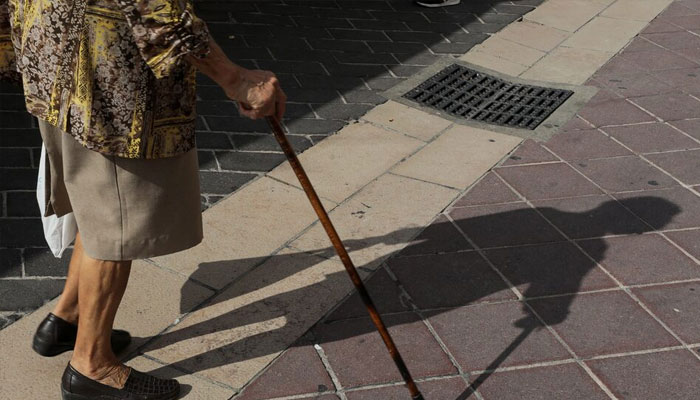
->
131, 196, 679, 396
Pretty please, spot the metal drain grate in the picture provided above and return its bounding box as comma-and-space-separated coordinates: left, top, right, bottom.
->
403, 64, 574, 130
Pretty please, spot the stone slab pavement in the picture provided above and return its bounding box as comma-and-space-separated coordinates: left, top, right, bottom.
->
233, 1, 700, 399
0, 0, 542, 329
2, 0, 700, 400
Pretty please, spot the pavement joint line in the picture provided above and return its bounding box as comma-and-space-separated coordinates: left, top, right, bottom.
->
312, 343, 347, 400
444, 209, 619, 399
494, 131, 700, 364
663, 122, 700, 147
386, 170, 466, 192
381, 259, 483, 398
583, 345, 690, 362
468, 357, 579, 376
358, 112, 456, 143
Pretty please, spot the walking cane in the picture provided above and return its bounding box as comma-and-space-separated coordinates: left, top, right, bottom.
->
265, 116, 424, 400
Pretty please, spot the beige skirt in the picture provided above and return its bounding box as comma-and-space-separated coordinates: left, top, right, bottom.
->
38, 119, 203, 261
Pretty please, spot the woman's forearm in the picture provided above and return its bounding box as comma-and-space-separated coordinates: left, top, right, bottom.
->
185, 35, 241, 90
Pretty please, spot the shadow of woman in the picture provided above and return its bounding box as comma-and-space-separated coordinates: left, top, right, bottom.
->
132, 196, 679, 395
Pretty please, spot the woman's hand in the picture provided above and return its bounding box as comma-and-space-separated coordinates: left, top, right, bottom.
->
223, 68, 287, 121
185, 36, 286, 121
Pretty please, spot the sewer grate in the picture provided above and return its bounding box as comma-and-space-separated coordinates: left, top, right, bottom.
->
403, 64, 574, 130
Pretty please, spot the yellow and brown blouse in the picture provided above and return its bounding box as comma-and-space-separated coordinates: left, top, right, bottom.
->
0, 0, 210, 159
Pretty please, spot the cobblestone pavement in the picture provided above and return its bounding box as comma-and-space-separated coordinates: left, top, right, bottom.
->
0, 0, 542, 329
234, 3, 700, 399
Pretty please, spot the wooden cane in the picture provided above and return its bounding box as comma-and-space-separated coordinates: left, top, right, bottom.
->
265, 116, 424, 400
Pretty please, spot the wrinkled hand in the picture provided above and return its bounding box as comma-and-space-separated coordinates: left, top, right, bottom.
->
224, 68, 286, 121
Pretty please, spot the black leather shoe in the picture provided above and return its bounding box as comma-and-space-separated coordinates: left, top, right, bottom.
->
61, 362, 180, 400
33, 313, 132, 357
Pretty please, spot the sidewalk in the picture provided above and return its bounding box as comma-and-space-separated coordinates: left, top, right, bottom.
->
2, 0, 700, 399
0, 0, 540, 329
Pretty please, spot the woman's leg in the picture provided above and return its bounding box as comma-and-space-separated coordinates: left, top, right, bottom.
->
51, 232, 85, 324
68, 243, 133, 388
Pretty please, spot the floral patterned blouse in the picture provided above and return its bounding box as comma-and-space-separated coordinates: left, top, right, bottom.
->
0, 0, 210, 159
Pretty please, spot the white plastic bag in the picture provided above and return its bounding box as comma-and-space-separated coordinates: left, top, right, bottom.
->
36, 143, 78, 257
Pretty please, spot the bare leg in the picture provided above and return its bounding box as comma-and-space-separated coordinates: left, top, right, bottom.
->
51, 232, 85, 324
69, 246, 133, 389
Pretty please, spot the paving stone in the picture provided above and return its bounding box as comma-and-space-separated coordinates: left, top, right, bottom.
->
216, 151, 287, 172
449, 202, 565, 249
562, 17, 647, 53
23, 247, 72, 277
152, 177, 330, 290
496, 163, 603, 200
615, 187, 700, 230
521, 46, 612, 85
644, 30, 700, 49
235, 345, 334, 399
362, 101, 452, 141
389, 251, 516, 309
205, 116, 270, 133
146, 248, 351, 388
453, 172, 521, 207
496, 20, 571, 52
650, 67, 700, 95
524, 0, 608, 32
0, 218, 45, 247
665, 228, 700, 259
475, 363, 608, 400
0, 111, 34, 128
295, 74, 365, 90
473, 36, 546, 66
230, 133, 312, 153
0, 148, 31, 168
534, 195, 650, 239
527, 291, 680, 357
573, 156, 677, 192
197, 150, 218, 170
633, 282, 700, 344
632, 93, 700, 121
0, 248, 22, 278
586, 350, 700, 400
291, 173, 457, 271
618, 49, 699, 72
603, 0, 675, 22
662, 14, 700, 29
314, 312, 456, 387
284, 118, 347, 135
544, 129, 633, 161
428, 301, 571, 371
593, 72, 675, 99
642, 19, 686, 33
502, 139, 559, 166
602, 123, 700, 153
199, 171, 257, 195
269, 122, 423, 203
0, 128, 42, 147
577, 99, 656, 127
391, 124, 521, 190
646, 149, 700, 185
430, 42, 481, 54
345, 377, 469, 400
398, 214, 472, 256
195, 131, 233, 150
0, 168, 38, 190
5, 191, 39, 217
0, 279, 65, 311
580, 234, 700, 285
669, 118, 700, 140
560, 116, 594, 132
460, 50, 531, 76
621, 37, 664, 53
196, 100, 240, 116
312, 103, 374, 121
485, 242, 617, 298
325, 268, 410, 322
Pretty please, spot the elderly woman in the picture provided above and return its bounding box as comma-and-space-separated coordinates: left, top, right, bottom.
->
0, 0, 285, 398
